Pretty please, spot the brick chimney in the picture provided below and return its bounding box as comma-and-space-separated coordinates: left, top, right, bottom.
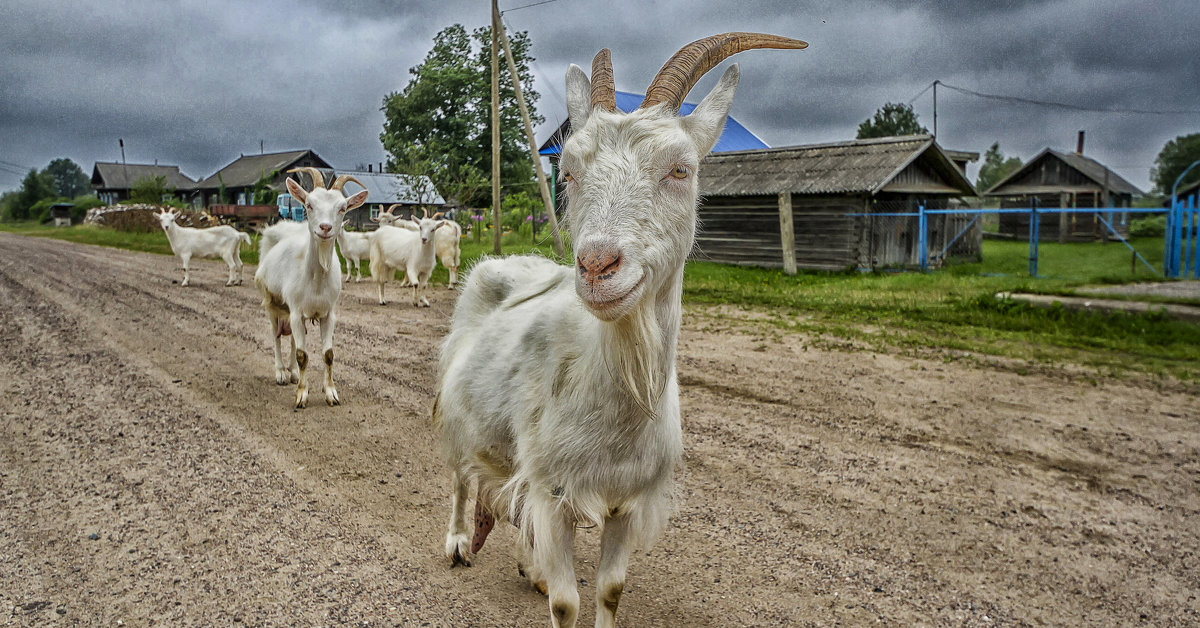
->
1076, 130, 1085, 154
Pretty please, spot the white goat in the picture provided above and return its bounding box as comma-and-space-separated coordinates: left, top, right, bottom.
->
368, 211, 446, 307
377, 205, 462, 289
254, 167, 368, 409
155, 208, 251, 286
434, 215, 462, 289
336, 220, 370, 282
434, 34, 806, 628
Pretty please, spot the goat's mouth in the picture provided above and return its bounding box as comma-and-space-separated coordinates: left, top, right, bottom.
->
581, 274, 646, 320
315, 232, 335, 242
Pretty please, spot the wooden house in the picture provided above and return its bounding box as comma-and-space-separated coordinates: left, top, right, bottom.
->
982, 148, 1143, 242
696, 135, 978, 272
90, 162, 198, 205
194, 149, 332, 209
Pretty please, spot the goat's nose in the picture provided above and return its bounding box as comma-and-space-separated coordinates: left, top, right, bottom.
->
576, 243, 622, 283
319, 222, 333, 234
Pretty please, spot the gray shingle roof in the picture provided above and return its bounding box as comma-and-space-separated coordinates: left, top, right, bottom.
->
983, 148, 1144, 196
92, 162, 198, 190
327, 170, 445, 205
699, 135, 975, 197
195, 150, 329, 188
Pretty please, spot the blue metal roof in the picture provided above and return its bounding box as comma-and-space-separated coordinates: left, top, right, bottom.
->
538, 90, 768, 156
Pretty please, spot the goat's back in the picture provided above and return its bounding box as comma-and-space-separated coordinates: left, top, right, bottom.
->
260, 222, 307, 260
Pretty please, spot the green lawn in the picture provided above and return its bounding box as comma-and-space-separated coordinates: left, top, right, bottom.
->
5, 221, 1197, 381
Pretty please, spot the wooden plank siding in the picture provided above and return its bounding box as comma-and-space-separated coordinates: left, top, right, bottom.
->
695, 194, 863, 271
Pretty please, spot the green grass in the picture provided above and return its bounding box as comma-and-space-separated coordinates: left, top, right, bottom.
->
5, 221, 1197, 381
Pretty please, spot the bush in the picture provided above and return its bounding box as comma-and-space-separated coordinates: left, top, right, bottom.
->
1130, 215, 1166, 238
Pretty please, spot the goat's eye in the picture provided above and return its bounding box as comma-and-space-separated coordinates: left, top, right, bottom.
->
562, 170, 574, 184
667, 166, 689, 180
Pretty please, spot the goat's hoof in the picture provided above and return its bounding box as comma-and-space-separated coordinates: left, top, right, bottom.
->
531, 579, 548, 596
325, 387, 340, 406
446, 535, 472, 567
274, 370, 291, 385
295, 391, 308, 409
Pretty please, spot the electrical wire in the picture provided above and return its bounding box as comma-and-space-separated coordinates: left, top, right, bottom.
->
501, 0, 559, 14
937, 81, 1200, 115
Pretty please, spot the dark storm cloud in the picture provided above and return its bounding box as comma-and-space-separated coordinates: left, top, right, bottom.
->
3, 0, 1198, 194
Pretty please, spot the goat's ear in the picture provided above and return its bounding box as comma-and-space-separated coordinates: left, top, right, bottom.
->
682, 63, 740, 155
285, 177, 308, 204
565, 63, 591, 129
345, 190, 369, 211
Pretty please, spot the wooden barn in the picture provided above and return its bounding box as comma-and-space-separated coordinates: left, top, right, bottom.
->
696, 135, 978, 272
194, 149, 332, 209
982, 147, 1143, 242
91, 162, 198, 206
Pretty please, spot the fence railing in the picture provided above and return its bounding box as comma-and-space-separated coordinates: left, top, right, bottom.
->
851, 198, 1199, 279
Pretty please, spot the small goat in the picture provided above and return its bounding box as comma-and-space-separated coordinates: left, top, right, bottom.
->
368, 209, 446, 307
155, 208, 251, 286
336, 220, 370, 282
254, 167, 367, 408
434, 34, 806, 628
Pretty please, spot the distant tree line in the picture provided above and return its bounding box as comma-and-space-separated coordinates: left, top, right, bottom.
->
0, 158, 103, 223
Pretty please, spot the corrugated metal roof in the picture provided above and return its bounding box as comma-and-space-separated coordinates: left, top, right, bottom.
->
328, 170, 445, 206
983, 148, 1144, 196
195, 150, 329, 188
92, 162, 198, 190
698, 135, 975, 197
537, 90, 768, 156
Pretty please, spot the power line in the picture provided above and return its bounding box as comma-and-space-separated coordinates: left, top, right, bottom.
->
907, 81, 935, 105
501, 0, 559, 13
937, 81, 1200, 115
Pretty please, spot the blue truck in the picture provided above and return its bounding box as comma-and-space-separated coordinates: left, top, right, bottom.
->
276, 193, 306, 222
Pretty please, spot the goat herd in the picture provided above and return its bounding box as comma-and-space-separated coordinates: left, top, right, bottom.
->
152, 33, 805, 628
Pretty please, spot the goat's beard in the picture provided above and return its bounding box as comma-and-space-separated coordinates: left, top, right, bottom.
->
602, 298, 666, 417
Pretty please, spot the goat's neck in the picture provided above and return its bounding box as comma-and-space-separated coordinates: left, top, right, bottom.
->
593, 262, 684, 416
303, 233, 337, 279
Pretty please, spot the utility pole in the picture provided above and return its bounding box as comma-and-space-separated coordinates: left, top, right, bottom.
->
932, 80, 938, 138
490, 0, 502, 254
496, 12, 564, 256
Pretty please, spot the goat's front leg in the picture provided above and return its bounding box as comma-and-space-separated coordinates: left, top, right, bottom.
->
531, 492, 579, 628
418, 276, 431, 307
594, 511, 633, 628
291, 311, 309, 408
180, 254, 191, 286
377, 274, 387, 305
318, 313, 339, 406
444, 469, 473, 566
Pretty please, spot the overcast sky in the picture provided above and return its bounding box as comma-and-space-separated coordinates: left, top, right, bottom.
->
3, 0, 1198, 195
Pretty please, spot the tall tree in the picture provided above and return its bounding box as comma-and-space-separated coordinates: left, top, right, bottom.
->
857, 102, 929, 139
44, 158, 92, 199
976, 143, 1023, 193
1151, 132, 1200, 195
9, 169, 56, 220
379, 23, 542, 207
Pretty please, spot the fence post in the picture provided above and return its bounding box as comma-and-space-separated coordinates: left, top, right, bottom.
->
918, 203, 928, 272
1188, 195, 1197, 278
1028, 200, 1039, 277
777, 191, 797, 275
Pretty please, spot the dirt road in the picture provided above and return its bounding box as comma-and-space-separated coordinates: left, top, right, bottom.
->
1, 232, 1197, 626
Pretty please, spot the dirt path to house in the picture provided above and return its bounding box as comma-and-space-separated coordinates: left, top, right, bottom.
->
1, 231, 1197, 627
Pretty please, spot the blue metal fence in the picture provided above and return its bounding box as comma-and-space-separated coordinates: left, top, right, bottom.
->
852, 199, 1199, 278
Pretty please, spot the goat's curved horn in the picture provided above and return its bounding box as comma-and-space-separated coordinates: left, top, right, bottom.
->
420, 207, 429, 219
330, 174, 364, 192
590, 48, 617, 112
385, 204, 401, 214
639, 32, 807, 112
286, 167, 327, 189
432, 212, 444, 220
